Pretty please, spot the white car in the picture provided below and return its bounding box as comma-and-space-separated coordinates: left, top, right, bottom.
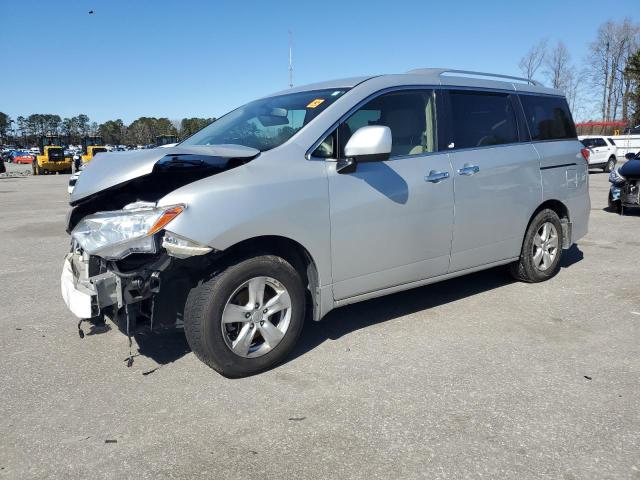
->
579, 136, 618, 172
68, 168, 82, 194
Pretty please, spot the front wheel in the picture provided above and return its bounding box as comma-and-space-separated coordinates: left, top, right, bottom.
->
184, 255, 306, 377
509, 209, 563, 283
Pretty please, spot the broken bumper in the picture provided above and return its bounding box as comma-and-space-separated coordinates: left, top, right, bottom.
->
60, 253, 118, 319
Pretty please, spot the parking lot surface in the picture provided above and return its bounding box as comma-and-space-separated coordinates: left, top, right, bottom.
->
0, 165, 638, 479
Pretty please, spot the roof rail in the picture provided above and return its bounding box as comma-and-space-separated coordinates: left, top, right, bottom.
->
406, 68, 542, 87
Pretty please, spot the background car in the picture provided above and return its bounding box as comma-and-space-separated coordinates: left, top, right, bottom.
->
10, 151, 34, 164
579, 136, 618, 172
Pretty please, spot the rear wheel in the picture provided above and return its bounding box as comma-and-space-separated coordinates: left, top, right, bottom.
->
184, 255, 306, 377
604, 156, 616, 173
509, 209, 563, 283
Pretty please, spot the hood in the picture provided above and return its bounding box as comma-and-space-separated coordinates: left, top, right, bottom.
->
619, 159, 640, 180
69, 144, 260, 204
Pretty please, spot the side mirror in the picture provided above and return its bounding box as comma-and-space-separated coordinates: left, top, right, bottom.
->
625, 152, 637, 160
338, 126, 391, 173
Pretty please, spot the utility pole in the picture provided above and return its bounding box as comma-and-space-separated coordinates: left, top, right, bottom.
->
288, 30, 293, 88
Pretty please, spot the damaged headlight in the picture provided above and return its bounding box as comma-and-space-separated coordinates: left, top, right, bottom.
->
71, 203, 184, 260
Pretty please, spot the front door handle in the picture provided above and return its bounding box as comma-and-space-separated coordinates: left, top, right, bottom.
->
425, 170, 450, 183
457, 164, 480, 176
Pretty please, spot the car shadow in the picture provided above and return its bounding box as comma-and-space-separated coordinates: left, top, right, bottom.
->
289, 266, 510, 363
128, 247, 585, 370
602, 205, 640, 216
559, 244, 583, 268
134, 330, 191, 366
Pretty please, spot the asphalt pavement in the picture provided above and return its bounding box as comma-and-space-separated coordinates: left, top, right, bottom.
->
0, 162, 638, 479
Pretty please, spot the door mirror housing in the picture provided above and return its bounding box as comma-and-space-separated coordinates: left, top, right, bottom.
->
338, 125, 392, 174
344, 125, 392, 163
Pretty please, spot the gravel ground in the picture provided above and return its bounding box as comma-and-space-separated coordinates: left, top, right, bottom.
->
0, 165, 638, 479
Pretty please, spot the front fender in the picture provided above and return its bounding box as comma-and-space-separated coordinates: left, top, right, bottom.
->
157, 156, 333, 287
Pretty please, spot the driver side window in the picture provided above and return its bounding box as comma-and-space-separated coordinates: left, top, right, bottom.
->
340, 90, 437, 159
311, 90, 437, 159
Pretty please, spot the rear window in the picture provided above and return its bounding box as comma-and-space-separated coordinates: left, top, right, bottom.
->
607, 138, 616, 145
520, 95, 576, 141
449, 91, 519, 149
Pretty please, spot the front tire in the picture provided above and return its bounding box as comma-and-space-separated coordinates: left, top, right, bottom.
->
509, 209, 563, 283
184, 255, 306, 377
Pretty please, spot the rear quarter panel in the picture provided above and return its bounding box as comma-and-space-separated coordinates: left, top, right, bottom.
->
535, 140, 589, 243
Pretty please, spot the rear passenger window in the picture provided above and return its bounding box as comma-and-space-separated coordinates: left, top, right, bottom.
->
520, 95, 577, 141
448, 91, 519, 149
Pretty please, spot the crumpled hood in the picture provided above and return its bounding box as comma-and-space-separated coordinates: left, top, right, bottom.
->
619, 159, 640, 180
69, 144, 260, 204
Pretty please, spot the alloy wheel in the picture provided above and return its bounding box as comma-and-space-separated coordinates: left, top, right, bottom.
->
220, 276, 292, 358
531, 222, 559, 271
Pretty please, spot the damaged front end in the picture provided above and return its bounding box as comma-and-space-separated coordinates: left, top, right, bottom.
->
61, 202, 217, 365
61, 144, 259, 363
609, 158, 640, 213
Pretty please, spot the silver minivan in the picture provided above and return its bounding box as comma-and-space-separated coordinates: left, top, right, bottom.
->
62, 69, 590, 377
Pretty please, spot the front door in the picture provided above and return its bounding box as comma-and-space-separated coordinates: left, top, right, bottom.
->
323, 89, 455, 300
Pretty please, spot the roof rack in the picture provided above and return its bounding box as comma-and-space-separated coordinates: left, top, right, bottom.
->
406, 68, 542, 87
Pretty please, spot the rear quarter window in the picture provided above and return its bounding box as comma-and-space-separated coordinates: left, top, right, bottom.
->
520, 95, 577, 141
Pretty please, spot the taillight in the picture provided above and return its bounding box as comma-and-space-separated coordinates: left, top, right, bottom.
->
580, 148, 590, 161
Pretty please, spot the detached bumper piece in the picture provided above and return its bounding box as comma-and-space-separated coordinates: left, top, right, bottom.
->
61, 253, 117, 318
62, 251, 171, 317
61, 250, 171, 365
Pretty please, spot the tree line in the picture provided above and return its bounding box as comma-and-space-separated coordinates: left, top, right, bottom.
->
0, 113, 215, 147
518, 18, 640, 127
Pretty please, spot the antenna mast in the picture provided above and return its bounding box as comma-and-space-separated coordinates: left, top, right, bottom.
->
288, 30, 293, 88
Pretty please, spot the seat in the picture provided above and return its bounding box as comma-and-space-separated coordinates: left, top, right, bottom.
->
383, 108, 425, 156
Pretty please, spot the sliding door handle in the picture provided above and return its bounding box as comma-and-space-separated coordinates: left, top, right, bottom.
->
458, 164, 480, 176
425, 170, 450, 183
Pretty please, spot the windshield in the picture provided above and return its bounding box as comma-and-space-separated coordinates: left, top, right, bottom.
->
182, 88, 348, 151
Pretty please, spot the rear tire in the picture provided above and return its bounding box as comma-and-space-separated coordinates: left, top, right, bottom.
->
184, 255, 306, 378
509, 209, 563, 283
604, 156, 616, 173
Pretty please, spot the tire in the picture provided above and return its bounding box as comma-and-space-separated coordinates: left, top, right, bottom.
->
604, 156, 616, 173
184, 255, 306, 377
509, 209, 563, 283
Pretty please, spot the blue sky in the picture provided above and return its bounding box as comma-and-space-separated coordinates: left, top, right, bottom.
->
0, 0, 638, 123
